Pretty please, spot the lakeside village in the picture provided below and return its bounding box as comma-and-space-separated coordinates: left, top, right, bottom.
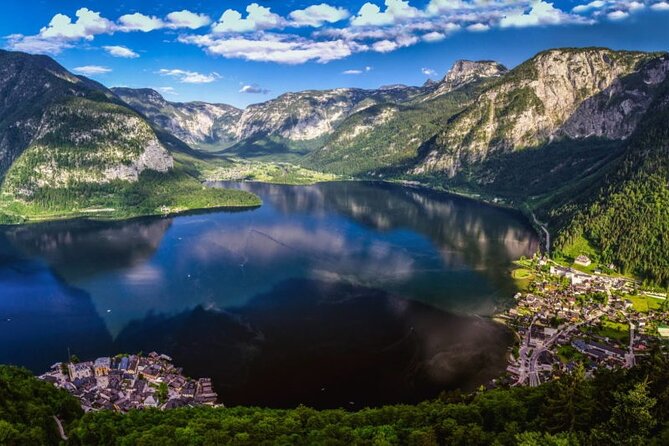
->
38, 352, 219, 413
499, 254, 669, 387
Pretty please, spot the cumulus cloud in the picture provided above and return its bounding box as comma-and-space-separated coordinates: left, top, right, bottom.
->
165, 10, 211, 29
289, 4, 350, 27
572, 0, 606, 13
239, 84, 270, 94
158, 69, 221, 83
5, 34, 73, 54
158, 86, 178, 95
212, 4, 284, 33
103, 45, 139, 58
421, 67, 438, 76
607, 9, 629, 19
351, 0, 423, 27
179, 33, 364, 64
40, 8, 114, 40
650, 1, 669, 10
5, 7, 113, 54
422, 31, 447, 41
500, 1, 587, 28
117, 13, 164, 32
467, 22, 490, 31
73, 65, 112, 75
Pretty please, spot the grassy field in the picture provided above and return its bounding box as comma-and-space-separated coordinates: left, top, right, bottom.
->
557, 345, 587, 364
203, 160, 340, 185
625, 294, 666, 313
597, 320, 630, 343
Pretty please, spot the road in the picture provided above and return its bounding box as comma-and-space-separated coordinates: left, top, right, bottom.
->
517, 311, 603, 387
53, 415, 68, 441
530, 211, 550, 255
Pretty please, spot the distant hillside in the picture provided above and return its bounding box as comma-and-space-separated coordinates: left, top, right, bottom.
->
112, 87, 242, 149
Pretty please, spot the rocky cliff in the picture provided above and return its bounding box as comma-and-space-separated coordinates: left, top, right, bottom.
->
113, 88, 242, 148
415, 48, 666, 176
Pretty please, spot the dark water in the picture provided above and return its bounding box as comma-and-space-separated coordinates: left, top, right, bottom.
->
0, 181, 539, 408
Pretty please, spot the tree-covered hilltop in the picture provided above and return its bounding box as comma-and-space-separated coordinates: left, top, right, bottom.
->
4, 350, 669, 445
0, 367, 81, 445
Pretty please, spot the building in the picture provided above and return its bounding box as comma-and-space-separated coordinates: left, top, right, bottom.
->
68, 362, 93, 381
575, 255, 592, 267
94, 357, 111, 376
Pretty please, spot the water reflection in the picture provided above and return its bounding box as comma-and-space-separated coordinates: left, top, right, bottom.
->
0, 181, 538, 407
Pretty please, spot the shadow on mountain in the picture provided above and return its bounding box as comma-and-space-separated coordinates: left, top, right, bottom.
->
114, 278, 512, 409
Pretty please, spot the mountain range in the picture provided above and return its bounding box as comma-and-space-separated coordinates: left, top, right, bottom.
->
0, 47, 667, 284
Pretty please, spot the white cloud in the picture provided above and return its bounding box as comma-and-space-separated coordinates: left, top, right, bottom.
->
351, 0, 423, 26
40, 8, 114, 40
180, 33, 364, 64
426, 0, 469, 15
372, 39, 398, 52
422, 67, 437, 76
422, 31, 447, 41
467, 22, 490, 31
607, 9, 629, 19
343, 66, 372, 74
628, 2, 645, 11
158, 86, 178, 95
165, 10, 212, 29
159, 69, 221, 83
212, 3, 284, 33
650, 1, 669, 10
239, 84, 270, 94
289, 4, 350, 27
103, 45, 139, 58
572, 1, 606, 13
73, 65, 112, 75
117, 13, 164, 32
5, 34, 72, 54
500, 1, 586, 28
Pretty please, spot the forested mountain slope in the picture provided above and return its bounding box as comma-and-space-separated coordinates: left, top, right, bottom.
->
0, 50, 258, 223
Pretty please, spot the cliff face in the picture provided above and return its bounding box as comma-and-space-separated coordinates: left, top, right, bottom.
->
415, 48, 666, 176
234, 86, 422, 142
421, 60, 507, 101
113, 88, 242, 148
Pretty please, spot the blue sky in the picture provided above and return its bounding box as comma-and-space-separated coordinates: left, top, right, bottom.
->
2, 0, 668, 107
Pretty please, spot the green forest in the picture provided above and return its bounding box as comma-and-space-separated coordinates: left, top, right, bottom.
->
4, 349, 669, 445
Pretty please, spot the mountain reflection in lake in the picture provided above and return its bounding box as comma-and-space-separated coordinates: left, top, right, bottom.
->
0, 181, 539, 408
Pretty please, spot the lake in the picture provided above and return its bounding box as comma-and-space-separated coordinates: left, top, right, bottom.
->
0, 181, 539, 408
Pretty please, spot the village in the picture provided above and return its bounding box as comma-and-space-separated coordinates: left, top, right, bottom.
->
38, 352, 219, 413
501, 254, 669, 387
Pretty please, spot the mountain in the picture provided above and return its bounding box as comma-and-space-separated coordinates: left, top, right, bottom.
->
395, 48, 668, 284
0, 50, 258, 223
304, 60, 505, 175
112, 87, 242, 149
414, 48, 665, 176
553, 76, 669, 284
420, 60, 507, 102
115, 83, 432, 159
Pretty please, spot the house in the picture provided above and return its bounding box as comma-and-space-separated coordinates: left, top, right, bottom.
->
575, 255, 592, 267
143, 395, 158, 408
94, 357, 111, 376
